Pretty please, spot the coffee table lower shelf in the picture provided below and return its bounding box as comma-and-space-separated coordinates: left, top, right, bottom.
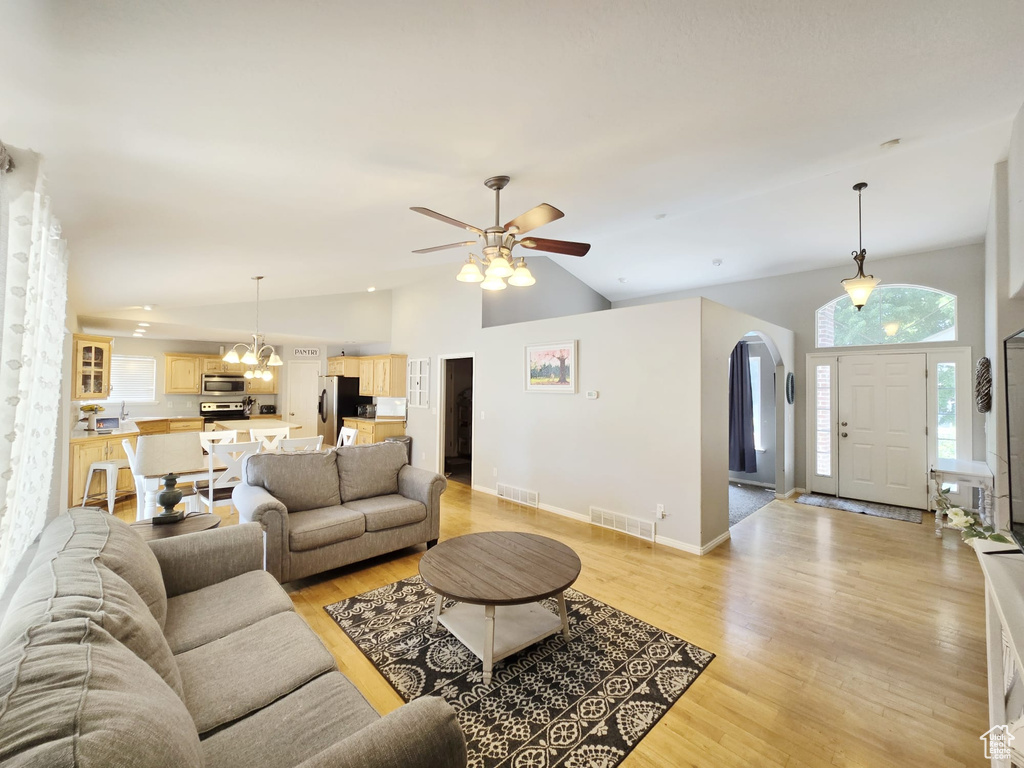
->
434, 597, 568, 685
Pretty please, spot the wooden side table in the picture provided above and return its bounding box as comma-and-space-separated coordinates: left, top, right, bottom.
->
130, 513, 220, 542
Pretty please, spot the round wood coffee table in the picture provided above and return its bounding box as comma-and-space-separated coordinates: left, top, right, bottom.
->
419, 531, 581, 684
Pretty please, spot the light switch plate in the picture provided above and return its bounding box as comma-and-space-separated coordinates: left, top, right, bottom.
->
586, 391, 598, 399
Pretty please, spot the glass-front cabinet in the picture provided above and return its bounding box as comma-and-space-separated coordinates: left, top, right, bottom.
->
72, 334, 113, 401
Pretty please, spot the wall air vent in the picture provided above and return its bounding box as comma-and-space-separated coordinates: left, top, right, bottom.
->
589, 506, 656, 542
496, 483, 539, 508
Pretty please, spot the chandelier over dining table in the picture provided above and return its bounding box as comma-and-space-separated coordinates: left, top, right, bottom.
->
222, 276, 283, 380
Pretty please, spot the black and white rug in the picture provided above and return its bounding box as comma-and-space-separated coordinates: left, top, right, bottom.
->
795, 493, 923, 524
324, 577, 714, 768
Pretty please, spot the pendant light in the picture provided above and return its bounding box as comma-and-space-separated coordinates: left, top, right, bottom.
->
223, 276, 283, 378
841, 182, 879, 311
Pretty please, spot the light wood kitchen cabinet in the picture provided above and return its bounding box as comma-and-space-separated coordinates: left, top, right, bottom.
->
342, 418, 406, 446
327, 356, 361, 377
245, 375, 277, 395
72, 334, 113, 401
69, 434, 138, 507
134, 418, 204, 435
165, 355, 201, 394
202, 356, 246, 374
358, 359, 375, 396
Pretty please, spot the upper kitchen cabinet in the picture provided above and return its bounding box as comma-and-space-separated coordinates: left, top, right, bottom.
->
72, 334, 112, 401
360, 354, 408, 398
327, 356, 361, 378
245, 375, 277, 395
202, 356, 245, 374
164, 354, 201, 394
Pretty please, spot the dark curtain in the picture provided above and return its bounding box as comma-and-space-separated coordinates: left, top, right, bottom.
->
729, 341, 757, 473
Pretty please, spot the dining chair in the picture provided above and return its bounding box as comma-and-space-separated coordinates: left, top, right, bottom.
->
337, 427, 358, 448
194, 440, 261, 515
200, 430, 237, 453
250, 427, 290, 452
133, 432, 206, 518
280, 435, 324, 452
122, 439, 148, 521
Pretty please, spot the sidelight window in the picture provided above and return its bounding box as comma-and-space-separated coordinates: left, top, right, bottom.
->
936, 362, 957, 460
815, 364, 832, 476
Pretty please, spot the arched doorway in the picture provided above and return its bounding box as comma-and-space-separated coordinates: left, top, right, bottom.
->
728, 331, 781, 527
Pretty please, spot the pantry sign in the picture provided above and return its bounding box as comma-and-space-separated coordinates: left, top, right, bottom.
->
292, 347, 320, 358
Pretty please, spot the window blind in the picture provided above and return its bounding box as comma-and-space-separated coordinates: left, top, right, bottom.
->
109, 355, 157, 402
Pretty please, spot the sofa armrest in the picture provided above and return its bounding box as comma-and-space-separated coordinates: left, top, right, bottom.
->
398, 465, 447, 511
294, 697, 466, 768
232, 483, 290, 582
148, 523, 263, 598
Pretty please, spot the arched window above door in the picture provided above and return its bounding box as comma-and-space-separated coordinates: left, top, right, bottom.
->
815, 284, 956, 348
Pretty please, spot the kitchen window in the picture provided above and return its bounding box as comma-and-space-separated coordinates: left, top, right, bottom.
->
109, 355, 157, 402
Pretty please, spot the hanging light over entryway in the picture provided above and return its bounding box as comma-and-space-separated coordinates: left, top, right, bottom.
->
841, 182, 879, 311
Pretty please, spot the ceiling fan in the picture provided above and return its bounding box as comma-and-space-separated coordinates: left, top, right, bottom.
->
410, 175, 591, 289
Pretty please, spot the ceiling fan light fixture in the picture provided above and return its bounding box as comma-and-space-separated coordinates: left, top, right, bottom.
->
456, 257, 485, 283
480, 275, 508, 291
485, 255, 514, 278
508, 263, 536, 287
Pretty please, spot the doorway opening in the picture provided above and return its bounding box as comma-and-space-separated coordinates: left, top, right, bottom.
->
728, 333, 780, 527
286, 360, 321, 438
440, 357, 474, 486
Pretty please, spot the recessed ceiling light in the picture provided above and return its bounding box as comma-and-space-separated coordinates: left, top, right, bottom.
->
135, 327, 147, 332
142, 305, 153, 311
712, 259, 723, 266
617, 277, 628, 284
654, 213, 667, 220
880, 138, 901, 149
367, 287, 376, 293
132, 333, 143, 337
137, 322, 150, 327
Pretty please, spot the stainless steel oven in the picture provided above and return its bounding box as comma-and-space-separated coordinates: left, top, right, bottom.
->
201, 374, 246, 395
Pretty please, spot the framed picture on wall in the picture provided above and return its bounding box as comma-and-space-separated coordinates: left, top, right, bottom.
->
525, 341, 578, 394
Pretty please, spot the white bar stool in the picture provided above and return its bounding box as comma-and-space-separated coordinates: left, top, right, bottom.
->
82, 459, 131, 514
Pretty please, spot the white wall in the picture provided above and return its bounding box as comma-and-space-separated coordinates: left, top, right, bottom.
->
616, 243, 986, 490
482, 256, 611, 328
1008, 102, 1024, 298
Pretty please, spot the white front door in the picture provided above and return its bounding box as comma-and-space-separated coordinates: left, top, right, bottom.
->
286, 361, 321, 436
837, 353, 928, 508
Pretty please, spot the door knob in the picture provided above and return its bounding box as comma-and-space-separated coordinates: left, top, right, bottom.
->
841, 421, 848, 427
841, 432, 848, 438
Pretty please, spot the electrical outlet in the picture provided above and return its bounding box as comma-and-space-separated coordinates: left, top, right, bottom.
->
420, 452, 426, 462
480, 410, 485, 421
493, 467, 498, 478
656, 504, 666, 519
167, 401, 174, 409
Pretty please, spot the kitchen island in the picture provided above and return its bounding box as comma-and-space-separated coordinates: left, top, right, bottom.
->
212, 418, 301, 433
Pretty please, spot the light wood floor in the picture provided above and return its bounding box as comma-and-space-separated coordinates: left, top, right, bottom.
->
114, 485, 989, 767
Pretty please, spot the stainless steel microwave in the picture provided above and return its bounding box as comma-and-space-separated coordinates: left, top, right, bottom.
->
201, 374, 246, 395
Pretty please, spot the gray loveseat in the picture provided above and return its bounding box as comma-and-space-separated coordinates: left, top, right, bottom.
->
233, 442, 446, 583
0, 507, 466, 767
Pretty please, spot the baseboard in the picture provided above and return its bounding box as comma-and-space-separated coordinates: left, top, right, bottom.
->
775, 487, 805, 500
470, 485, 590, 524
653, 529, 730, 556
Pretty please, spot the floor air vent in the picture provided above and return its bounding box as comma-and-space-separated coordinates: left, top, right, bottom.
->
496, 483, 539, 507
589, 506, 656, 542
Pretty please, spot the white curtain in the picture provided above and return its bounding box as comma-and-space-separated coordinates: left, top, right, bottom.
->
0, 144, 68, 592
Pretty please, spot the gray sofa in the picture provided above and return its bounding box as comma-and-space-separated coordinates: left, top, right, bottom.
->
0, 507, 466, 768
233, 442, 446, 583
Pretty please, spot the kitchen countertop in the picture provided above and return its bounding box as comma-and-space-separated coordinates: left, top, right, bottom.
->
213, 418, 301, 432
342, 416, 407, 423
70, 422, 141, 443
131, 416, 204, 423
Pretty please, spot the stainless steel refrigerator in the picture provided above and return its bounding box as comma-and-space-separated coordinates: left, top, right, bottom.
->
317, 376, 372, 445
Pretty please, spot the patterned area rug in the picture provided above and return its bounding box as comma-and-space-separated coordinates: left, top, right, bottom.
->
324, 576, 714, 768
796, 493, 923, 524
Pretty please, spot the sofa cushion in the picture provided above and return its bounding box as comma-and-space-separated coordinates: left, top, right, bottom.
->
245, 450, 341, 513
336, 442, 408, 502
288, 506, 366, 552
175, 611, 336, 734
0, 617, 202, 768
0, 555, 183, 699
342, 495, 427, 532
201, 672, 380, 768
163, 570, 295, 654
31, 507, 168, 628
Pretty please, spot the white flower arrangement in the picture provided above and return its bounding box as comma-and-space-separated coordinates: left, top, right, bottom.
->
935, 485, 1010, 544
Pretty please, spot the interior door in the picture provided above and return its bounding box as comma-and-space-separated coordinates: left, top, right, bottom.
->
286, 361, 321, 436
837, 353, 928, 508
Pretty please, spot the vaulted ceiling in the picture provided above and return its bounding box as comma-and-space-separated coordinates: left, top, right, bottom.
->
2, 1, 1023, 320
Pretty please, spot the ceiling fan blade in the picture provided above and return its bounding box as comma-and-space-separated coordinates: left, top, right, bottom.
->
410, 207, 483, 235
412, 241, 477, 254
519, 237, 591, 257
504, 203, 564, 235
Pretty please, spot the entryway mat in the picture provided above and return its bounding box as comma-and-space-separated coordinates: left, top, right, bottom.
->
795, 493, 923, 524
